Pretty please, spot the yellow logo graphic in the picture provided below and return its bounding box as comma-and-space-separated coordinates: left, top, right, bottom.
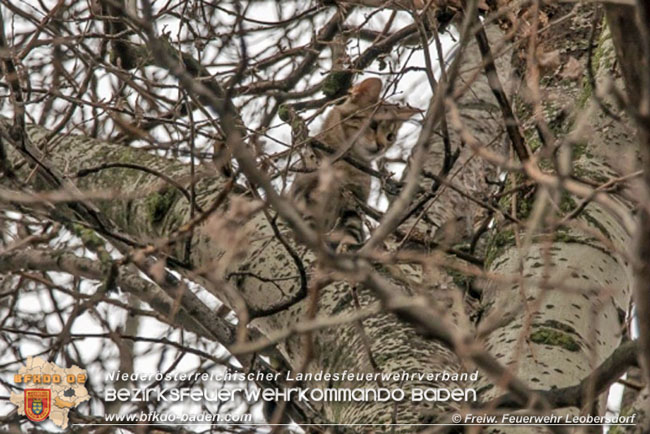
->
10, 357, 90, 428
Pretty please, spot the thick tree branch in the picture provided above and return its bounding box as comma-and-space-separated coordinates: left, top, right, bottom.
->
606, 2, 650, 386
491, 340, 640, 409
0, 248, 234, 342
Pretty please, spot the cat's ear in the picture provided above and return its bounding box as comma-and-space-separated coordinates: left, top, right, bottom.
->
393, 104, 422, 120
375, 104, 422, 121
349, 78, 382, 106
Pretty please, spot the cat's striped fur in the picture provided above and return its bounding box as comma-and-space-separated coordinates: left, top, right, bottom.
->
291, 78, 418, 248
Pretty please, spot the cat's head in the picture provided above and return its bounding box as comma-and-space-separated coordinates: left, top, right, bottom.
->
369, 103, 421, 156
338, 78, 420, 161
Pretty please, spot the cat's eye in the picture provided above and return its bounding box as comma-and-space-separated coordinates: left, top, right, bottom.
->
369, 120, 379, 131
387, 133, 395, 142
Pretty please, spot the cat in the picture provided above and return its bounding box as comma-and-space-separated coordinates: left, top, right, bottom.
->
291, 77, 419, 249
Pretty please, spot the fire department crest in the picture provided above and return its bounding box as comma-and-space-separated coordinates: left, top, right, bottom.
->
24, 389, 51, 422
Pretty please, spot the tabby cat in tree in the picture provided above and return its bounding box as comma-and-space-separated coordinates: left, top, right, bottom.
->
291, 77, 419, 249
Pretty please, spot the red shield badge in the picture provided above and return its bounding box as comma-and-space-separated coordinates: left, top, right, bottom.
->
24, 389, 51, 422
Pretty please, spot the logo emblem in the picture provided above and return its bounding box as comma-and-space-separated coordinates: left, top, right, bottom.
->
24, 389, 51, 422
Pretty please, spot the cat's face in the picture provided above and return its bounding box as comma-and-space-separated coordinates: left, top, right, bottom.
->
366, 104, 420, 158
336, 79, 420, 161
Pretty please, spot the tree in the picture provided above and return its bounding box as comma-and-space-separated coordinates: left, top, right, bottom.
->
0, 0, 648, 432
